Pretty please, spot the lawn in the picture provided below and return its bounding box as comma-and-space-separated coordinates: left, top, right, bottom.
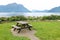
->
0, 21, 60, 40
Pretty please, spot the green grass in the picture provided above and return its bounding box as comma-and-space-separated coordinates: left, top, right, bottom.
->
0, 21, 60, 40
0, 22, 30, 40
30, 21, 60, 40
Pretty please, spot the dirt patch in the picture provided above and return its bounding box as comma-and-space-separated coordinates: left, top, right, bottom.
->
11, 28, 39, 40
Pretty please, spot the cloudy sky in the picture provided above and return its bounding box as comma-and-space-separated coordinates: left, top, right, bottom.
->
0, 0, 60, 11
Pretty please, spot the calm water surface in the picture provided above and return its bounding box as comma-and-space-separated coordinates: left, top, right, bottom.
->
0, 12, 60, 17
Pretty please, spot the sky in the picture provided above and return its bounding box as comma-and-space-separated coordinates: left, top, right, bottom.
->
0, 0, 60, 11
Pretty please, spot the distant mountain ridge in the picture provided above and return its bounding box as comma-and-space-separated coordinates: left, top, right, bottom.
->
0, 3, 30, 12
32, 10, 48, 12
0, 3, 60, 13
48, 6, 60, 12
32, 6, 60, 13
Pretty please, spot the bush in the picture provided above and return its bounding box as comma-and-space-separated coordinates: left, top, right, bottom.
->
41, 15, 60, 20
7, 16, 15, 21
0, 17, 7, 21
27, 16, 40, 20
0, 15, 60, 22
18, 16, 27, 21
7, 16, 27, 21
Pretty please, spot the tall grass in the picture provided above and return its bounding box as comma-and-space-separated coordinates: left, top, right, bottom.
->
30, 21, 60, 40
0, 19, 60, 40
0, 22, 30, 40
0, 15, 60, 22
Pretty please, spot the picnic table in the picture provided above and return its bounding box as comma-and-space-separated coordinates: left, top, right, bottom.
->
12, 21, 32, 33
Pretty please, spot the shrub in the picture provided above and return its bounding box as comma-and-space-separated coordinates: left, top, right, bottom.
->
7, 16, 27, 21
41, 15, 60, 20
0, 15, 60, 22
0, 17, 7, 21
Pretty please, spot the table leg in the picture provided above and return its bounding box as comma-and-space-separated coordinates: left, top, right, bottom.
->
18, 29, 21, 33
14, 28, 16, 31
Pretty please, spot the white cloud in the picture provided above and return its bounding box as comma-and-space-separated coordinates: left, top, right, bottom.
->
0, 0, 60, 10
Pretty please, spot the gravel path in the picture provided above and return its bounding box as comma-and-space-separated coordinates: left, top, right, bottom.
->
11, 29, 39, 40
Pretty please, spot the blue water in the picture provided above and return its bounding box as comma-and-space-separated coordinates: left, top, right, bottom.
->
0, 12, 60, 17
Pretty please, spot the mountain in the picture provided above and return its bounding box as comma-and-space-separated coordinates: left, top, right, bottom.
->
48, 6, 60, 13
32, 6, 60, 13
32, 10, 41, 12
0, 3, 30, 12
32, 10, 48, 12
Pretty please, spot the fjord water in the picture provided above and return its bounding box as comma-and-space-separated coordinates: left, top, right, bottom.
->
0, 12, 60, 17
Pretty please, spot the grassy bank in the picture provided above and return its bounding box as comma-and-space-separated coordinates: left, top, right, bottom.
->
0, 21, 60, 40
0, 22, 30, 40
30, 21, 60, 40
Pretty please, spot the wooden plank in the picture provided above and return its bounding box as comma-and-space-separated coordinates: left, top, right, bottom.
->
12, 25, 21, 29
17, 21, 28, 24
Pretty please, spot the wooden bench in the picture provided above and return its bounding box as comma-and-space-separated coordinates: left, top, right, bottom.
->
12, 25, 21, 33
